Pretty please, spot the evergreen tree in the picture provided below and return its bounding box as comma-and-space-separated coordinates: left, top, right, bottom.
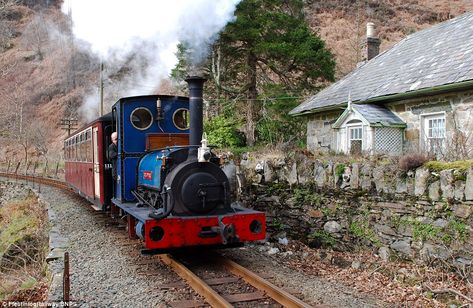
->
210, 0, 335, 146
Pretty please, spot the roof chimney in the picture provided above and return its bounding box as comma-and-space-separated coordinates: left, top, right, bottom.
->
366, 22, 380, 60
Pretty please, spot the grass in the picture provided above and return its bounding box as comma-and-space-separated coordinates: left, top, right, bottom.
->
424, 159, 473, 172
0, 194, 42, 259
0, 190, 47, 301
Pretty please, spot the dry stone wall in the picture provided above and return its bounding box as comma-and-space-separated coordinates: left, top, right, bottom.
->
235, 152, 473, 270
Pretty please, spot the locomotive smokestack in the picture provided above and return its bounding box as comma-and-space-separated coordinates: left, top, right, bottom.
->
185, 76, 207, 159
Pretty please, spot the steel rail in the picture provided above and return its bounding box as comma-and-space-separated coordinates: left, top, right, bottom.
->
216, 255, 314, 308
0, 172, 70, 190
159, 254, 232, 308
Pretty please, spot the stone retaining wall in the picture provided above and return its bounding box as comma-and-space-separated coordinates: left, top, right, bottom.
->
234, 152, 473, 271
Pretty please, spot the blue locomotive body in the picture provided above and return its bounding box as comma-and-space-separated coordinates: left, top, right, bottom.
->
112, 95, 189, 202
137, 147, 188, 190
137, 150, 164, 189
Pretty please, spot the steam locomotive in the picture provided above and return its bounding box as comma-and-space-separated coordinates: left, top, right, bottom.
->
64, 77, 266, 252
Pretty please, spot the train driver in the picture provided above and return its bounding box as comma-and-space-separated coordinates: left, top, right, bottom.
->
107, 132, 118, 181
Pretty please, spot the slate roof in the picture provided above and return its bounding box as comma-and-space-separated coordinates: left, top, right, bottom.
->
290, 10, 473, 115
349, 104, 405, 127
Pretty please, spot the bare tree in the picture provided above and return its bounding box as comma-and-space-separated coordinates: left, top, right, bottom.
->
0, 83, 32, 164
0, 0, 19, 51
20, 13, 50, 60
29, 121, 50, 163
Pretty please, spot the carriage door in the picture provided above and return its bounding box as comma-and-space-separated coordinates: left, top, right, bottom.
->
93, 127, 101, 199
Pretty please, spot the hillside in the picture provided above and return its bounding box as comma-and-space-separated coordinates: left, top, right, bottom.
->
307, 0, 473, 77
1, 0, 473, 162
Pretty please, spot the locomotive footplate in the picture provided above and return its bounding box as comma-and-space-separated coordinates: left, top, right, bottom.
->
111, 199, 266, 250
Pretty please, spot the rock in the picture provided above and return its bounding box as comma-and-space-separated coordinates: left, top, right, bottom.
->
453, 203, 472, 218
398, 224, 413, 237
263, 160, 276, 183
296, 155, 313, 184
324, 221, 342, 233
454, 180, 465, 201
378, 247, 391, 262
466, 168, 473, 201
433, 218, 448, 228
360, 164, 373, 191
390, 240, 412, 256
267, 247, 280, 255
351, 260, 361, 269
374, 201, 410, 214
415, 168, 430, 196
374, 224, 398, 236
351, 163, 360, 189
314, 164, 326, 188
395, 178, 408, 194
428, 181, 440, 201
381, 209, 392, 222
326, 163, 334, 188
287, 162, 298, 185
416, 216, 433, 224
440, 169, 455, 200
278, 237, 289, 245
420, 243, 452, 260
406, 177, 416, 196
373, 166, 385, 193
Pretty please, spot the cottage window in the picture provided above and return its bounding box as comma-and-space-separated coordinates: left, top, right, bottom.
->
349, 126, 363, 155
422, 113, 446, 155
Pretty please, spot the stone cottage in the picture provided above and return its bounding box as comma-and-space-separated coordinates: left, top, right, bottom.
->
290, 12, 473, 159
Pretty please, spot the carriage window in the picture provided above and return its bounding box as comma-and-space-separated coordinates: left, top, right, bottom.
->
173, 108, 190, 130
75, 136, 79, 162
86, 130, 92, 162
130, 107, 153, 130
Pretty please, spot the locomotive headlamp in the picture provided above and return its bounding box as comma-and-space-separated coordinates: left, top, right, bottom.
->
156, 99, 164, 121
198, 133, 211, 163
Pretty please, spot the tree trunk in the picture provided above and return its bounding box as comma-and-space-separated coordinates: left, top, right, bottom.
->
245, 51, 258, 146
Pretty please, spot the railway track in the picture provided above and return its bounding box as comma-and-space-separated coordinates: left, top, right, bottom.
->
0, 172, 70, 190
158, 252, 314, 307
1, 172, 315, 307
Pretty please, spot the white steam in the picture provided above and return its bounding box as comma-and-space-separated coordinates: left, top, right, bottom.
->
62, 0, 240, 120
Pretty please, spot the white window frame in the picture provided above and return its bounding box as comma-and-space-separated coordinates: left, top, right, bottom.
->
421, 112, 446, 154
347, 123, 363, 154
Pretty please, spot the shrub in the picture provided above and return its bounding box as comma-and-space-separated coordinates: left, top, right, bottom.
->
398, 153, 428, 172
204, 115, 245, 148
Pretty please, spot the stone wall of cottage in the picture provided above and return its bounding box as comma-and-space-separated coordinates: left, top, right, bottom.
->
386, 89, 473, 155
306, 90, 473, 157
231, 152, 473, 269
306, 111, 342, 152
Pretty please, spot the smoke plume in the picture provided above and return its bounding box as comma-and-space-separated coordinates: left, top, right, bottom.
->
62, 0, 241, 120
